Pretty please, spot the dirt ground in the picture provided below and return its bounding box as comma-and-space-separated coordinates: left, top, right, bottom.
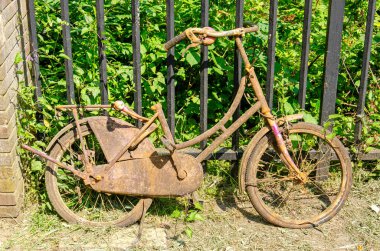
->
0, 178, 379, 250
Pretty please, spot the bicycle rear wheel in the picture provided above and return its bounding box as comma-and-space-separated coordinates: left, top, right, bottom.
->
45, 120, 152, 226
245, 122, 352, 228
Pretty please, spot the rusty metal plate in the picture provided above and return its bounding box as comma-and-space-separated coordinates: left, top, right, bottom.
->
91, 153, 203, 197
88, 117, 156, 162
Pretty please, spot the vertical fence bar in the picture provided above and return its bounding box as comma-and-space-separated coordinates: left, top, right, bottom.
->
132, 0, 142, 128
60, 0, 75, 104
200, 0, 209, 153
298, 0, 312, 109
318, 0, 345, 181
27, 0, 41, 99
266, 0, 278, 109
354, 0, 376, 144
96, 0, 108, 105
320, 0, 345, 124
231, 0, 244, 174
166, 0, 175, 135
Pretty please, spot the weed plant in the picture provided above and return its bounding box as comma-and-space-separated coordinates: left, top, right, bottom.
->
16, 0, 380, 209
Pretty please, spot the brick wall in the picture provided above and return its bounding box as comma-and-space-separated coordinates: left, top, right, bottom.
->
0, 0, 31, 217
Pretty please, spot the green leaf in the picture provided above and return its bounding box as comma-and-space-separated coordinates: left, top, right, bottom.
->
59, 53, 71, 60
31, 159, 43, 172
140, 44, 147, 55
303, 114, 318, 125
326, 132, 336, 140
193, 202, 203, 211
14, 52, 23, 64
185, 51, 199, 66
329, 114, 343, 119
365, 137, 375, 145
212, 66, 223, 75
43, 119, 50, 128
284, 102, 294, 114
81, 27, 90, 35
170, 209, 181, 219
186, 211, 204, 222
186, 211, 197, 222
184, 226, 193, 238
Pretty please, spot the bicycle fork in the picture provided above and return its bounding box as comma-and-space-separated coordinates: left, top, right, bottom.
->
235, 37, 307, 183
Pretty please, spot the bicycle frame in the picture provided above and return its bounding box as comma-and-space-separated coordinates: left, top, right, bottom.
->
20, 25, 352, 229
23, 36, 305, 183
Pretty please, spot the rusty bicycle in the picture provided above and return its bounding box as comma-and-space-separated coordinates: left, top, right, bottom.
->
23, 25, 352, 229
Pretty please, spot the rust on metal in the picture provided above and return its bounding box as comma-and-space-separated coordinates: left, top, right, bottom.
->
152, 103, 175, 143
72, 108, 93, 173
56, 104, 111, 110
21, 144, 87, 180
91, 153, 203, 197
87, 116, 156, 163
113, 100, 150, 122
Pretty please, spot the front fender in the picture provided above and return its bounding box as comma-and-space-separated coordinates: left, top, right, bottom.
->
238, 113, 304, 193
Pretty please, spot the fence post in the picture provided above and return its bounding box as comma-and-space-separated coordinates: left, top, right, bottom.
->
96, 0, 108, 106
60, 0, 75, 104
166, 0, 175, 136
132, 0, 142, 127
320, 0, 346, 124
231, 0, 244, 175
266, 0, 278, 109
354, 0, 376, 145
298, 0, 312, 109
318, 0, 345, 180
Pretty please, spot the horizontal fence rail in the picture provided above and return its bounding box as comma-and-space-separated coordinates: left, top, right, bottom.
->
27, 0, 379, 161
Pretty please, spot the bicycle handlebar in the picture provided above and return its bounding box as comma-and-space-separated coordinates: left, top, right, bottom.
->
164, 32, 188, 51
164, 25, 259, 51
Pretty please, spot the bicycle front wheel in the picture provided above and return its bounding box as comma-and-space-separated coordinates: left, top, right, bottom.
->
245, 122, 352, 228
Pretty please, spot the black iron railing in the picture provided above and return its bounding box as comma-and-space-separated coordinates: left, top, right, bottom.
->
27, 0, 379, 160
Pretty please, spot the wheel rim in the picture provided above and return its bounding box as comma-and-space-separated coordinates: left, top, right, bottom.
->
246, 126, 349, 226
47, 123, 144, 225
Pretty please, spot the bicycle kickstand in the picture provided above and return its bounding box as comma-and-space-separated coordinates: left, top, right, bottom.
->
131, 200, 148, 247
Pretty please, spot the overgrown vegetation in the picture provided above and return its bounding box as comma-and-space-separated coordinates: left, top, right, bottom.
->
17, 0, 380, 205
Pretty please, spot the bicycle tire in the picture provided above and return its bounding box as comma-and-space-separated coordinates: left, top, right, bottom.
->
245, 122, 352, 228
45, 121, 152, 227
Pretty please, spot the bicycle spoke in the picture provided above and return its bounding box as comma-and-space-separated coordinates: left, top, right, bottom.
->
255, 175, 294, 184
276, 185, 296, 208
246, 125, 349, 225
51, 124, 145, 224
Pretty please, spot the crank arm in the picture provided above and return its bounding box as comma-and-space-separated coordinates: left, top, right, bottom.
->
22, 144, 87, 180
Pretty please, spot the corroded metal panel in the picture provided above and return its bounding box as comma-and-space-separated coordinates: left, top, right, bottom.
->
88, 117, 155, 162
91, 153, 203, 197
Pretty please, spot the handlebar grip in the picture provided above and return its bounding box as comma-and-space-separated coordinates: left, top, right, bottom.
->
164, 31, 187, 51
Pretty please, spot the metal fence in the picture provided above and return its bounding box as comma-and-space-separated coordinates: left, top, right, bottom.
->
27, 0, 379, 160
